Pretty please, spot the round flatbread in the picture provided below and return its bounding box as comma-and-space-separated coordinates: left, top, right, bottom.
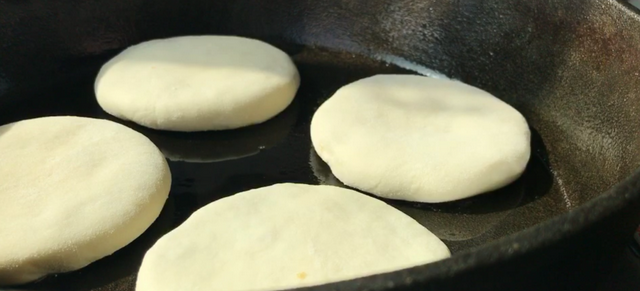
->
136, 183, 450, 291
0, 116, 171, 285
95, 35, 300, 132
310, 75, 530, 203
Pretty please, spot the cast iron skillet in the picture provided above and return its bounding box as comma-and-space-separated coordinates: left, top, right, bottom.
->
1, 0, 640, 290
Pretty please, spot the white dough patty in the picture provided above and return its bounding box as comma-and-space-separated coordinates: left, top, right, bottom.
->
95, 36, 300, 132
311, 75, 531, 203
136, 183, 450, 291
0, 116, 171, 285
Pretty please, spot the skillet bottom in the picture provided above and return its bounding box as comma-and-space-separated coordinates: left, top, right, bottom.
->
3, 47, 557, 291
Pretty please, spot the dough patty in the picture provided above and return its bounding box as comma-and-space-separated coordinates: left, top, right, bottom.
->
95, 35, 300, 132
310, 74, 531, 203
0, 116, 171, 285
136, 183, 450, 291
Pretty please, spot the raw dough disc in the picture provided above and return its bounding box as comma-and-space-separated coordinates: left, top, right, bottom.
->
310, 74, 530, 203
136, 183, 450, 291
95, 35, 300, 132
0, 116, 171, 286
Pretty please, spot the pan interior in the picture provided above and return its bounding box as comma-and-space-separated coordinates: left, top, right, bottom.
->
3, 46, 561, 291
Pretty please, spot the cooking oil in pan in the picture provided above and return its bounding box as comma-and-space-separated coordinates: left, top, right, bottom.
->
10, 47, 557, 291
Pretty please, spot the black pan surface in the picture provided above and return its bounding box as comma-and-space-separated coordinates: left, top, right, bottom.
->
2, 1, 640, 290
2, 47, 556, 291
